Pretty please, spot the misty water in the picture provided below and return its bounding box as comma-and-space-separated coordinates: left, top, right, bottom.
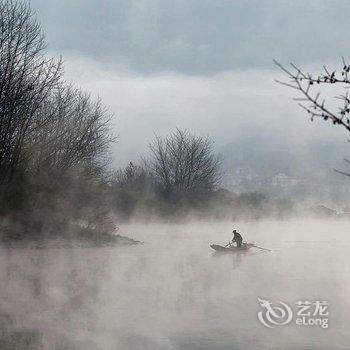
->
0, 220, 349, 349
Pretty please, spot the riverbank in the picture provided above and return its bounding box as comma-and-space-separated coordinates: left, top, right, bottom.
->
0, 215, 141, 248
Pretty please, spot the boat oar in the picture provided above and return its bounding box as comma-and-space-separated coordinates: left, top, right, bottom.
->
252, 244, 272, 252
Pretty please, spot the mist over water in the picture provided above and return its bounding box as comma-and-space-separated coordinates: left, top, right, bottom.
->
0, 219, 349, 349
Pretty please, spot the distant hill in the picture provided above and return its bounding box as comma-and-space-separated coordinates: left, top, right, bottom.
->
219, 136, 350, 207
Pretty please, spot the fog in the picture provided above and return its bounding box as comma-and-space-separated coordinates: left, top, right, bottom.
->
62, 55, 350, 169
0, 219, 348, 349
60, 55, 350, 205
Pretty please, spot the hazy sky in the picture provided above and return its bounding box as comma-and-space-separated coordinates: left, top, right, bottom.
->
31, 0, 350, 74
29, 0, 350, 173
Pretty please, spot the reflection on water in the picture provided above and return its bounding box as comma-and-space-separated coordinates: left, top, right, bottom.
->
0, 220, 349, 349
212, 250, 268, 270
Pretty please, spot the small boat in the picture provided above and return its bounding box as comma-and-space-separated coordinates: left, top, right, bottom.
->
210, 243, 254, 252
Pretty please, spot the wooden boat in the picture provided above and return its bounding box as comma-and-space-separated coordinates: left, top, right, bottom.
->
210, 243, 254, 252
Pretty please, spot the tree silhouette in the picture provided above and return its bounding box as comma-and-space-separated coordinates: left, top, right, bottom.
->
275, 58, 350, 176
147, 129, 222, 197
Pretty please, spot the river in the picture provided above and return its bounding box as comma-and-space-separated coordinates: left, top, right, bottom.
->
0, 219, 349, 349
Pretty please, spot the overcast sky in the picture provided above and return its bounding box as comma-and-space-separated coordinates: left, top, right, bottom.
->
29, 0, 350, 170
31, 0, 350, 74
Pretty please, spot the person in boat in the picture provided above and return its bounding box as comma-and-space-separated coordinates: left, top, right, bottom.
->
231, 229, 243, 248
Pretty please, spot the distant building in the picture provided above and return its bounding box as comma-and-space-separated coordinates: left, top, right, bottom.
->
271, 173, 300, 188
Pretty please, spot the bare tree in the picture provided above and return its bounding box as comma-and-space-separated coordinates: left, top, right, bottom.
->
110, 162, 156, 219
26, 85, 113, 178
274, 58, 350, 175
147, 129, 222, 197
0, 0, 62, 184
113, 162, 150, 189
0, 0, 115, 232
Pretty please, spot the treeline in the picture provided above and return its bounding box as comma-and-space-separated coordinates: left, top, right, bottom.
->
110, 129, 222, 220
0, 1, 113, 241
110, 129, 295, 221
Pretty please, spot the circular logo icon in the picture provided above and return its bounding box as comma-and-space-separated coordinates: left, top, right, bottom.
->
257, 298, 293, 328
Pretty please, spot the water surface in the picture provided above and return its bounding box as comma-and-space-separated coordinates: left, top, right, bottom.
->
0, 220, 349, 349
